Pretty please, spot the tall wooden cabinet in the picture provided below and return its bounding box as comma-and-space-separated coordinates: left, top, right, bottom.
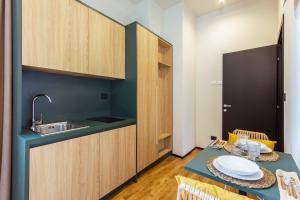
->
136, 25, 159, 171
22, 0, 125, 79
29, 125, 136, 200
126, 24, 173, 172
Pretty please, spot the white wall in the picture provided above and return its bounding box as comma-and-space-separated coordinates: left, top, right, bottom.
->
195, 0, 279, 148
282, 0, 300, 167
162, 3, 184, 156
80, 0, 136, 25
163, 3, 196, 156
182, 4, 197, 155
80, 0, 163, 35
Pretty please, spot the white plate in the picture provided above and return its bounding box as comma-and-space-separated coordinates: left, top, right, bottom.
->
213, 159, 264, 181
215, 155, 259, 176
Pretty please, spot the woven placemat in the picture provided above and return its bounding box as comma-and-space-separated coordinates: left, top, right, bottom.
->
207, 158, 276, 189
224, 143, 279, 162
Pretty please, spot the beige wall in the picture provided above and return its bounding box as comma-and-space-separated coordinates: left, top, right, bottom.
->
195, 0, 279, 148
282, 0, 300, 167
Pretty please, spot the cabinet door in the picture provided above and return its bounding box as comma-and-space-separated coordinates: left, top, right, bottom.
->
64, 0, 89, 74
22, 0, 68, 70
99, 129, 120, 198
22, 0, 89, 73
88, 9, 125, 79
99, 125, 136, 198
137, 25, 159, 172
118, 125, 137, 183
29, 134, 100, 200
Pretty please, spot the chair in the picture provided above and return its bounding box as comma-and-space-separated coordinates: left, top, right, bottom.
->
233, 129, 269, 140
176, 176, 251, 200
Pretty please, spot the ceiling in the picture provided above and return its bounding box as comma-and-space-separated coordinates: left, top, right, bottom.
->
128, 0, 181, 9
185, 0, 243, 16
128, 0, 243, 16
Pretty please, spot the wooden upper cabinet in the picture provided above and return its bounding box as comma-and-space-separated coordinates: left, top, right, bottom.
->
22, 0, 125, 79
88, 9, 125, 79
65, 0, 89, 74
136, 25, 159, 172
22, 0, 89, 73
29, 134, 100, 200
22, 0, 69, 70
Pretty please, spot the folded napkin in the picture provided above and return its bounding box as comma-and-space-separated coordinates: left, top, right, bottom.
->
276, 169, 300, 200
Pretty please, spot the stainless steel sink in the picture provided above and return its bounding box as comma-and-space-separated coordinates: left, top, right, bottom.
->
32, 121, 89, 136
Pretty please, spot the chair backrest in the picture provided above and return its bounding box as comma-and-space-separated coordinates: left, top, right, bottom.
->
233, 129, 269, 140
176, 176, 252, 200
177, 182, 219, 200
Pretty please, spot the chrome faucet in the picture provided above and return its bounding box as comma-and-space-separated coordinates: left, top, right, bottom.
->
31, 94, 52, 131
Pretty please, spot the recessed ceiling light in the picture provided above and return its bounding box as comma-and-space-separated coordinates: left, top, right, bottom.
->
219, 0, 226, 5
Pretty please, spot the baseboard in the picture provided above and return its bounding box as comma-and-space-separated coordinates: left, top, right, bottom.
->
137, 150, 172, 177
172, 146, 203, 159
100, 175, 137, 200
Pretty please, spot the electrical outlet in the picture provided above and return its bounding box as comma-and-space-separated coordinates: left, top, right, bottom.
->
210, 136, 217, 141
100, 92, 108, 100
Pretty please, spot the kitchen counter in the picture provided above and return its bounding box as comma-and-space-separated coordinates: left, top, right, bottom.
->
15, 117, 136, 200
20, 118, 136, 148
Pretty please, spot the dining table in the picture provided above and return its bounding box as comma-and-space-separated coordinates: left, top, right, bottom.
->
185, 147, 300, 200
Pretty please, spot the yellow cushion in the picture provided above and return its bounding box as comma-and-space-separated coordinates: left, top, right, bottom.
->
227, 132, 277, 150
228, 132, 238, 144
175, 176, 251, 200
252, 139, 277, 151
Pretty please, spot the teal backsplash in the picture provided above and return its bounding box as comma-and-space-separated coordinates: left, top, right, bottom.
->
22, 70, 112, 128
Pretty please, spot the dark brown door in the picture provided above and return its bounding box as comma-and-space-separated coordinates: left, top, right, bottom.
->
223, 45, 278, 141
276, 19, 285, 152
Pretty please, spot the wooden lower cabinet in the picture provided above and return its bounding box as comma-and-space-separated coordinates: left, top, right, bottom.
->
29, 134, 100, 200
99, 125, 136, 198
29, 125, 136, 200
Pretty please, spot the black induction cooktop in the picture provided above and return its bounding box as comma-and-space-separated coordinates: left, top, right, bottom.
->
87, 116, 125, 123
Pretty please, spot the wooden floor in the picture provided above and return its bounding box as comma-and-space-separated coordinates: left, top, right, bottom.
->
111, 149, 257, 200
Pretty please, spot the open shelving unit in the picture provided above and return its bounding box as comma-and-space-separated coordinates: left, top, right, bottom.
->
157, 38, 173, 158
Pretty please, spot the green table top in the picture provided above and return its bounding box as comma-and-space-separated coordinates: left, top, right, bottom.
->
185, 147, 300, 200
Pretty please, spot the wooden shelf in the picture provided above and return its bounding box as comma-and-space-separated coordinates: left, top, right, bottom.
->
158, 61, 172, 68
158, 38, 171, 48
159, 132, 172, 141
158, 39, 172, 68
158, 148, 172, 158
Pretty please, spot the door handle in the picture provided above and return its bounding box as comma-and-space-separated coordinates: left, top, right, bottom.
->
223, 104, 232, 108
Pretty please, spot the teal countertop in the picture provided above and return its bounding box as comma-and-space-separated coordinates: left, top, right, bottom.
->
20, 118, 136, 148
185, 147, 300, 200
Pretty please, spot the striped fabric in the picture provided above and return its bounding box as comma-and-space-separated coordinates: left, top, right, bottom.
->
177, 183, 219, 200
233, 129, 269, 140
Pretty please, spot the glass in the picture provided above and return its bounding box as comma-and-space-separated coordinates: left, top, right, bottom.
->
231, 146, 246, 156
247, 141, 261, 161
237, 135, 249, 149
